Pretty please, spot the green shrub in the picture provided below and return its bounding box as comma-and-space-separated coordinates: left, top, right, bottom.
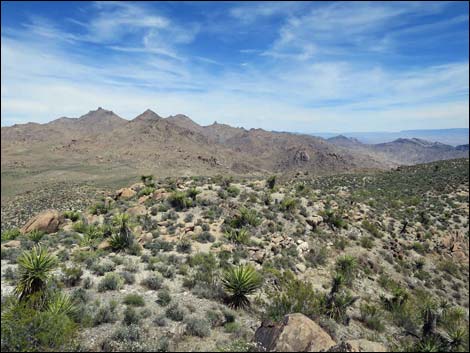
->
185, 315, 211, 337
1, 299, 77, 351
280, 197, 298, 212
360, 303, 385, 332
28, 230, 45, 243
123, 294, 145, 307
1, 228, 21, 241
321, 208, 348, 229
225, 228, 250, 245
97, 273, 124, 292
157, 288, 172, 306
141, 273, 164, 290
169, 191, 193, 210
63, 210, 80, 222
176, 238, 192, 253
61, 265, 83, 287
266, 175, 276, 189
93, 300, 118, 326
123, 306, 140, 326
166, 303, 186, 321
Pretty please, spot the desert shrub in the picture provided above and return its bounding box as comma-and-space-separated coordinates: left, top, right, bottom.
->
123, 306, 140, 326
61, 265, 83, 287
362, 220, 383, 238
185, 315, 211, 337
120, 271, 136, 285
197, 231, 215, 243
15, 245, 57, 300
91, 259, 116, 276
176, 238, 192, 253
166, 303, 186, 321
157, 288, 172, 306
138, 186, 155, 197
360, 236, 375, 249
222, 265, 262, 309
226, 185, 240, 198
321, 208, 348, 229
123, 294, 145, 307
97, 273, 124, 292
89, 202, 108, 216
360, 303, 385, 332
1, 228, 21, 241
304, 246, 328, 268
186, 187, 201, 200
63, 210, 80, 222
46, 291, 78, 318
141, 273, 164, 290
264, 270, 321, 322
154, 314, 168, 327
280, 197, 298, 212
110, 324, 141, 342
93, 300, 118, 326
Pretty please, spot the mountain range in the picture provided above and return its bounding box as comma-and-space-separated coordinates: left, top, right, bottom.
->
1, 108, 468, 197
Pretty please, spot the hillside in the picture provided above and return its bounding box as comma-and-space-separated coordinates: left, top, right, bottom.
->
1, 158, 468, 352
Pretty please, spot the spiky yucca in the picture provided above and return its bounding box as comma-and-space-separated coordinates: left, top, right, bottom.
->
225, 228, 250, 245
46, 292, 77, 318
222, 265, 262, 309
15, 245, 57, 300
28, 229, 45, 243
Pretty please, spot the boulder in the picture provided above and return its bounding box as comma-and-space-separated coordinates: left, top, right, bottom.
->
137, 232, 153, 245
254, 313, 336, 352
116, 188, 136, 199
21, 209, 63, 234
128, 205, 147, 217
98, 239, 112, 250
296, 263, 307, 273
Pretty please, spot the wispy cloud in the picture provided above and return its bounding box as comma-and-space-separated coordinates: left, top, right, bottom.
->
1, 1, 468, 132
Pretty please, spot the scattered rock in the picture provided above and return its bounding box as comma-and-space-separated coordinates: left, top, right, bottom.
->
1, 240, 21, 249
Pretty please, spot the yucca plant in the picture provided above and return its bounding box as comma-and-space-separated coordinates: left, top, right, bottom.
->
15, 245, 57, 301
334, 255, 358, 285
222, 265, 262, 309
109, 225, 134, 251
1, 228, 21, 241
266, 175, 276, 189
46, 292, 78, 318
225, 228, 250, 245
28, 229, 45, 243
186, 187, 200, 200
112, 213, 130, 228
169, 191, 192, 210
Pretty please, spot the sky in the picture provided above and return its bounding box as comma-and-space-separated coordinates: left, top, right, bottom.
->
1, 1, 469, 132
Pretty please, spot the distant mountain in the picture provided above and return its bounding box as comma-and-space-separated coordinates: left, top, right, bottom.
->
327, 135, 468, 165
456, 144, 469, 151
1, 108, 389, 183
312, 128, 469, 146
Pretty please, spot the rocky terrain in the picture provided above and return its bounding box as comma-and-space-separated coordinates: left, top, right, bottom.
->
1, 158, 469, 352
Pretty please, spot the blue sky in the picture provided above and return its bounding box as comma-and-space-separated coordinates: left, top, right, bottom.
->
1, 1, 469, 132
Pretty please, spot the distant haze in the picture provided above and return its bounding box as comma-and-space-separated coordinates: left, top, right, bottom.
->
310, 128, 469, 146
